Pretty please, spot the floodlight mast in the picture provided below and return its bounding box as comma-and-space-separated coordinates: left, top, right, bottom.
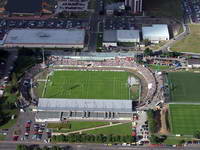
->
41, 48, 46, 68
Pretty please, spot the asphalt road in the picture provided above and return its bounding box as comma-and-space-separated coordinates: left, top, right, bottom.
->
2, 142, 200, 150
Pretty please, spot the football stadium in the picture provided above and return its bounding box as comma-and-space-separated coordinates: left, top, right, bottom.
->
169, 104, 200, 135
33, 53, 156, 122
167, 72, 200, 102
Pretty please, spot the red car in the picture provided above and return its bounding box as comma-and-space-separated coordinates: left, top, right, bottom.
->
12, 135, 19, 141
25, 122, 31, 128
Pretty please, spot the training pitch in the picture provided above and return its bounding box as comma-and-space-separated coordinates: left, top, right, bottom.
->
42, 70, 136, 100
167, 72, 200, 102
169, 104, 200, 135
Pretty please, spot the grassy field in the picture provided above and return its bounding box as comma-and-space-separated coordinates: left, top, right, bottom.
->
143, 0, 183, 19
168, 72, 200, 102
163, 136, 192, 145
48, 121, 109, 133
171, 25, 200, 53
0, 135, 5, 141
169, 104, 200, 135
84, 123, 132, 136
148, 64, 171, 71
42, 71, 135, 100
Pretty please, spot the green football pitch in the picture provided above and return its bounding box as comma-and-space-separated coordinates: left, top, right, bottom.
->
42, 70, 134, 100
167, 72, 200, 102
169, 104, 200, 135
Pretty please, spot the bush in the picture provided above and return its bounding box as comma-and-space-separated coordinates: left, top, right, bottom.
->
147, 109, 157, 133
51, 133, 133, 144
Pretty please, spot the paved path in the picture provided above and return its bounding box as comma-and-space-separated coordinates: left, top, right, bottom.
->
53, 122, 131, 136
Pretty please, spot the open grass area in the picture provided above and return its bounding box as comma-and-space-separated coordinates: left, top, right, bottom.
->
84, 123, 132, 136
42, 70, 136, 100
143, 0, 183, 19
169, 104, 200, 135
168, 72, 200, 102
48, 121, 109, 133
0, 118, 17, 129
163, 136, 192, 145
148, 64, 171, 71
0, 109, 18, 129
0, 135, 5, 141
35, 82, 45, 97
171, 25, 200, 53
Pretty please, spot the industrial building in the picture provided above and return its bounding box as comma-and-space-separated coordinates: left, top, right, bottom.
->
105, 2, 125, 15
142, 24, 170, 43
103, 30, 140, 47
125, 0, 142, 14
35, 98, 134, 122
187, 59, 200, 68
3, 29, 85, 48
56, 0, 89, 13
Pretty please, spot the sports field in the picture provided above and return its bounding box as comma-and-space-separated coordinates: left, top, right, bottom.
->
42, 70, 135, 100
168, 72, 200, 102
169, 104, 200, 135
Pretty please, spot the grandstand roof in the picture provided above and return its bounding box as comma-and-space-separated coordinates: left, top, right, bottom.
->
4, 29, 85, 45
37, 98, 133, 113
50, 52, 138, 60
36, 111, 61, 120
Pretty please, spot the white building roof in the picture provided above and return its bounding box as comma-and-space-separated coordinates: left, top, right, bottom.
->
4, 29, 85, 45
117, 30, 140, 42
37, 98, 133, 113
142, 24, 169, 41
103, 30, 140, 43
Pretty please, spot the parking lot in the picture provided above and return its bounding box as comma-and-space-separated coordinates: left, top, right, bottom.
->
183, 0, 200, 23
0, 18, 89, 39
3, 111, 52, 143
104, 16, 135, 30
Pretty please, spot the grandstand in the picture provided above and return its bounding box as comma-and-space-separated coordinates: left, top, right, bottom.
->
35, 98, 134, 122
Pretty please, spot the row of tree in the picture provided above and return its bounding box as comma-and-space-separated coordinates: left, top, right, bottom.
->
52, 133, 135, 143
147, 109, 160, 133
16, 144, 67, 150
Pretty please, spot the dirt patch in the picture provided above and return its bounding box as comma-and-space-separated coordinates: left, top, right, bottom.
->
159, 106, 169, 134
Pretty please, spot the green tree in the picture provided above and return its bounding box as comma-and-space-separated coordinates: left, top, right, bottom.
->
194, 130, 200, 139
149, 135, 160, 144
147, 109, 158, 133
144, 48, 153, 56
16, 144, 28, 150
11, 73, 18, 89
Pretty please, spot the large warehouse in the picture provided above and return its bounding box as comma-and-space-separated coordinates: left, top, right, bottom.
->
103, 30, 140, 47
3, 29, 85, 48
142, 24, 169, 43
35, 98, 134, 122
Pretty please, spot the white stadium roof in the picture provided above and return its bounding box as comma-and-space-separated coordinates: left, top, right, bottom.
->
37, 98, 133, 113
4, 29, 85, 45
142, 24, 169, 41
